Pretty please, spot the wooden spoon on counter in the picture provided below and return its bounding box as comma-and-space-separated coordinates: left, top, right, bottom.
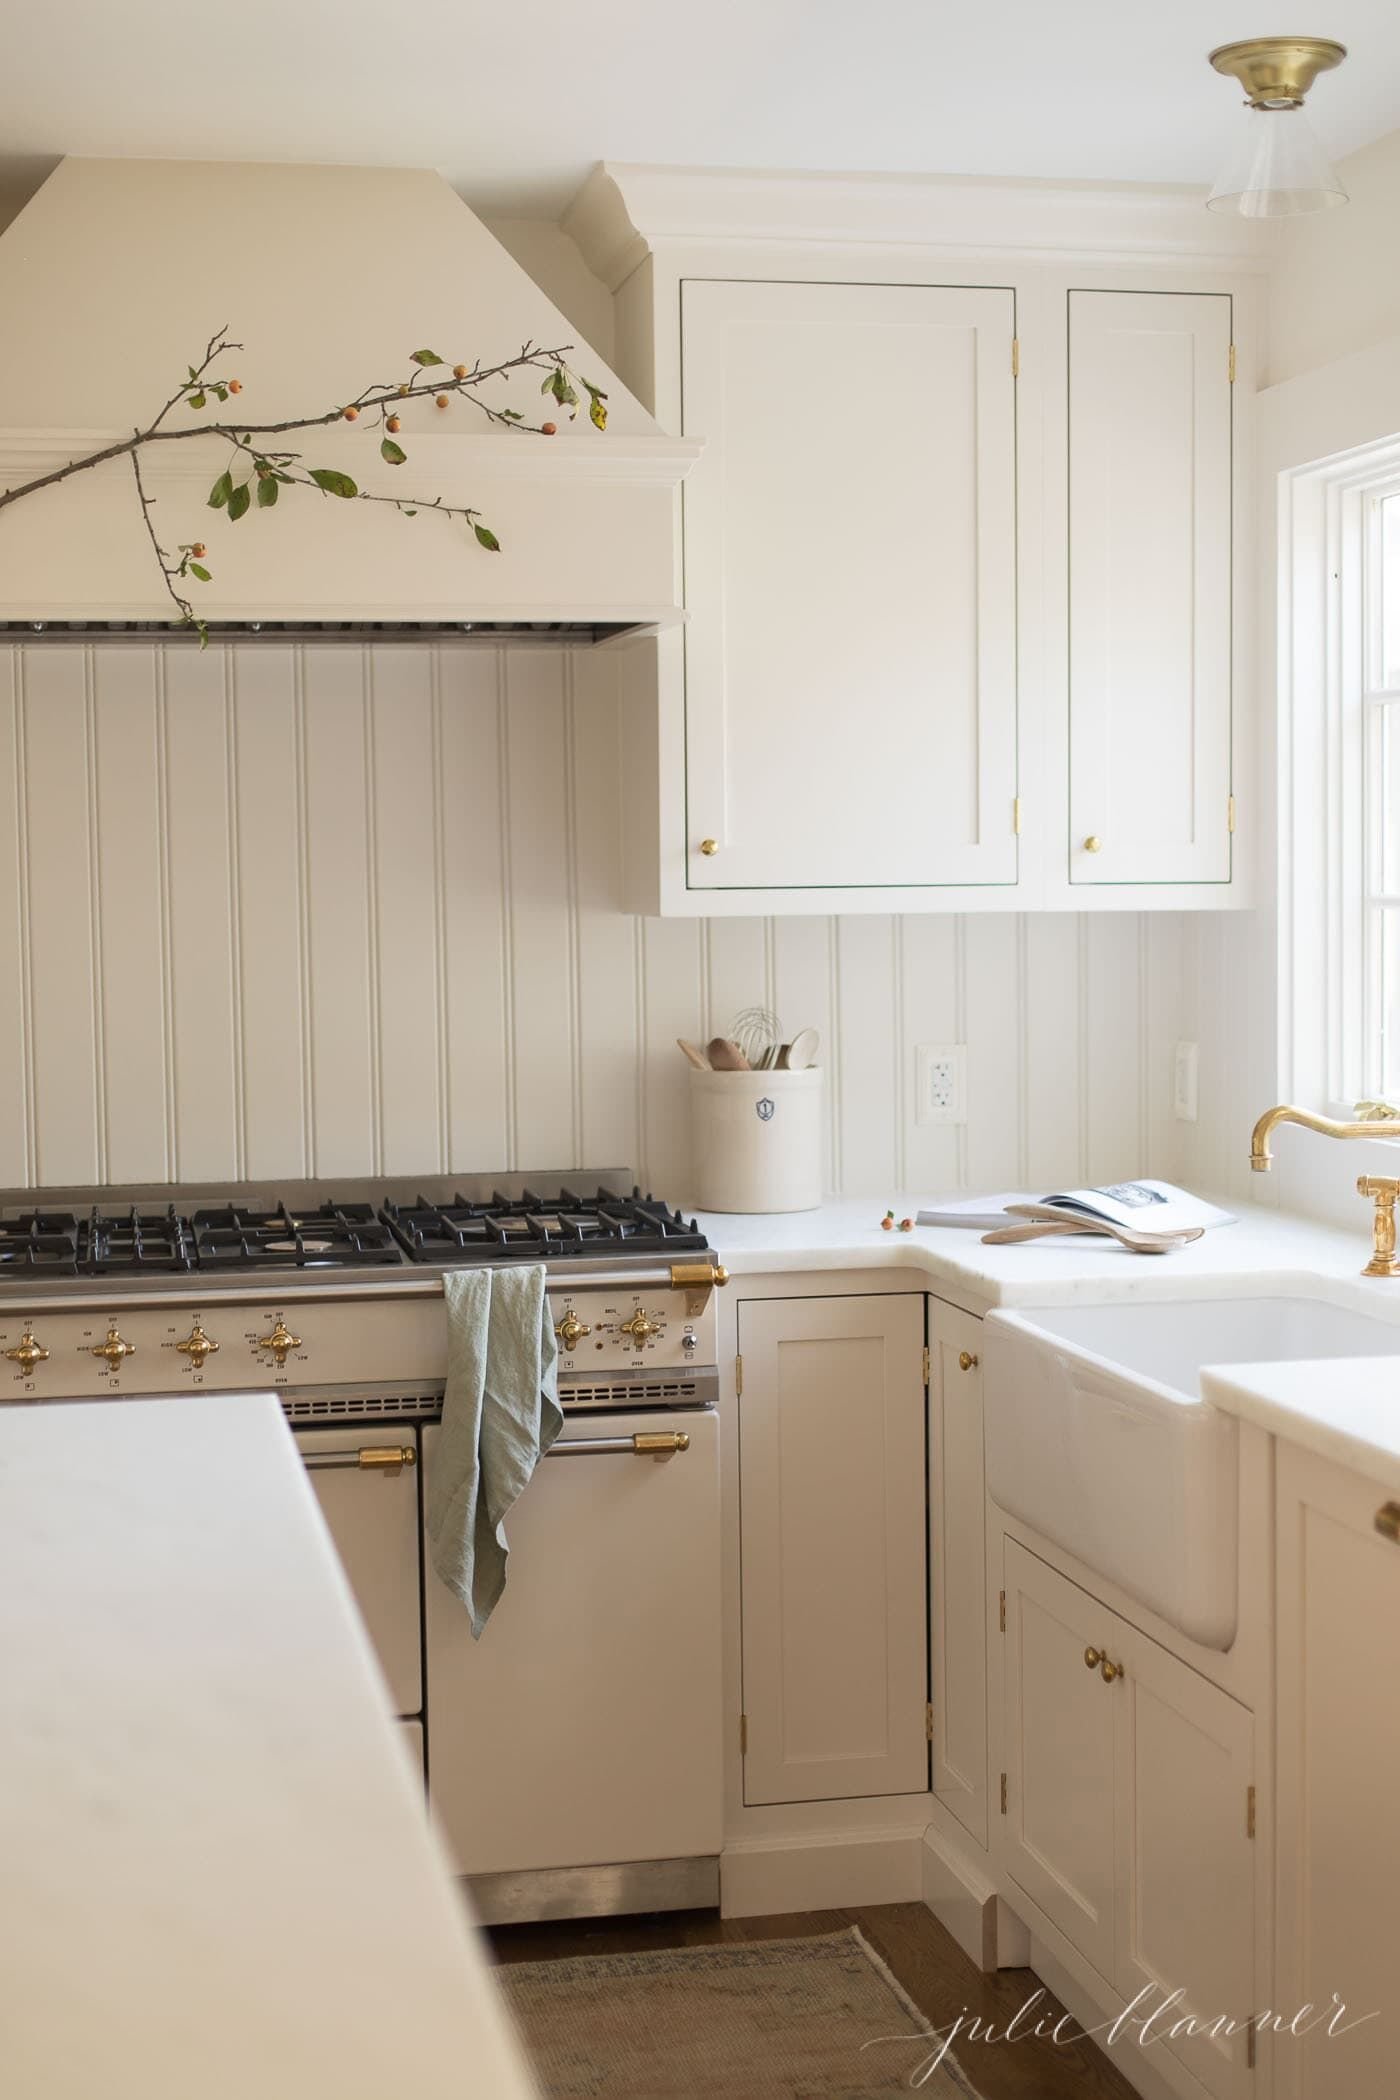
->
706, 1037, 751, 1071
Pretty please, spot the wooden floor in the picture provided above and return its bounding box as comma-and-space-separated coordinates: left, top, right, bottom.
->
490, 1901, 1140, 2099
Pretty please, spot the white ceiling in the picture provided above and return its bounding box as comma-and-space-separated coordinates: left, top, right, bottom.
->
2, 1, 1397, 220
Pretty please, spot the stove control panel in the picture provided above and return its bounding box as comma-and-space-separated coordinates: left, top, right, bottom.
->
550, 1286, 717, 1375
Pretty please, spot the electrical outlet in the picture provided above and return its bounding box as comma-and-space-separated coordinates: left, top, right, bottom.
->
1173, 1041, 1199, 1123
916, 1044, 967, 1126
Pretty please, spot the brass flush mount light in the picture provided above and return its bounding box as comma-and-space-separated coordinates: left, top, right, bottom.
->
1207, 36, 1348, 216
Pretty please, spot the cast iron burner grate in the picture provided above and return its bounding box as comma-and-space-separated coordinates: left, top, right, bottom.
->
190, 1202, 408, 1271
383, 1185, 710, 1264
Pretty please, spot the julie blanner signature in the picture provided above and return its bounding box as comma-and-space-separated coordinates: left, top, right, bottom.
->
863, 1984, 1379, 2089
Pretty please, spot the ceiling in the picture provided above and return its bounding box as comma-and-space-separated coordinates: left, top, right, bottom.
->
1, 2, 1396, 222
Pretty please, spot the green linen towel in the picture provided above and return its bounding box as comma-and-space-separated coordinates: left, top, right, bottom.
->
426, 1264, 562, 1638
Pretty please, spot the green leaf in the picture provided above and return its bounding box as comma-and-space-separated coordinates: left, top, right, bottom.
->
310, 467, 358, 499
543, 367, 580, 412
256, 476, 279, 508
472, 521, 501, 552
410, 349, 443, 366
401, 508, 418, 518
589, 394, 608, 431
208, 471, 234, 510
499, 408, 524, 422
380, 437, 408, 466
188, 391, 206, 410
189, 562, 211, 582
212, 386, 228, 403
227, 482, 252, 522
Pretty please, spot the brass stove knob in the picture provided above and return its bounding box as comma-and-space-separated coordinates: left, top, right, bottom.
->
257, 1319, 302, 1367
554, 1311, 593, 1352
176, 1321, 220, 1370
90, 1325, 135, 1368
617, 1309, 661, 1351
5, 1326, 49, 1373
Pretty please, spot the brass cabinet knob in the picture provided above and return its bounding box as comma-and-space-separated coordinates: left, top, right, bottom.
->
958, 1350, 979, 1371
175, 1321, 220, 1370
1376, 1502, 1400, 1543
5, 1326, 49, 1373
554, 1311, 592, 1352
699, 838, 718, 856
90, 1325, 135, 1368
617, 1309, 661, 1350
1100, 1656, 1124, 1683
1083, 835, 1103, 854
1084, 1646, 1103, 1670
257, 1319, 302, 1367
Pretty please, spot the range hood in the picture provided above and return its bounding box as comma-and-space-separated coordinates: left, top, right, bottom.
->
0, 159, 699, 639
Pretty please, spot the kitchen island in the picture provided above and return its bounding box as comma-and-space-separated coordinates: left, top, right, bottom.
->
0, 1391, 536, 2100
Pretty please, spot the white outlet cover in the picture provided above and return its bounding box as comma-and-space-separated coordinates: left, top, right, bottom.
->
916, 1044, 967, 1126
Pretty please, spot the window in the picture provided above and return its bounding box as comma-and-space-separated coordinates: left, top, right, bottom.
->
1280, 436, 1400, 1115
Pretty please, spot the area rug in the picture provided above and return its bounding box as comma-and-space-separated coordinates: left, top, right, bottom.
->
496, 1926, 984, 2097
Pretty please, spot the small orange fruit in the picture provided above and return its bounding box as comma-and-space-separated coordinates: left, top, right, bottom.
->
191, 543, 207, 559
541, 421, 557, 436
397, 382, 410, 396
453, 363, 468, 380
343, 405, 360, 421
435, 393, 450, 409
386, 413, 402, 433
227, 379, 243, 395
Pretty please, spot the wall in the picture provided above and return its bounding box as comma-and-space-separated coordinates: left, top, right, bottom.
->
1184, 122, 1400, 1223
0, 639, 1189, 1203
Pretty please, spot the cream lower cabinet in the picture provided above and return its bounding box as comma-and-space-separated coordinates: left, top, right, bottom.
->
1000, 1541, 1255, 2100
928, 1300, 989, 1846
1275, 1446, 1400, 2100
737, 1293, 929, 1805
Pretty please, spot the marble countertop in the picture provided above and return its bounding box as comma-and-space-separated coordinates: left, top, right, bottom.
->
696, 1193, 1400, 1484
0, 1393, 536, 2100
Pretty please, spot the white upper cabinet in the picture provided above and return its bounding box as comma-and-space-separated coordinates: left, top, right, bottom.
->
1067, 289, 1234, 887
680, 279, 1018, 894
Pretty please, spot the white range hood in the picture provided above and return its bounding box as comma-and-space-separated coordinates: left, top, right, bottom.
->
0, 159, 698, 638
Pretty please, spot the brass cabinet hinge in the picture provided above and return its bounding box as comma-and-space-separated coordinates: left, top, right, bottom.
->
740, 1713, 748, 1755
1012, 796, 1023, 835
1011, 337, 1020, 378
1000, 1772, 1008, 1815
1228, 794, 1237, 834
1228, 342, 1237, 383
735, 1353, 743, 1397
922, 1344, 931, 1387
1247, 1784, 1256, 1839
999, 1589, 1006, 1633
926, 1701, 935, 1742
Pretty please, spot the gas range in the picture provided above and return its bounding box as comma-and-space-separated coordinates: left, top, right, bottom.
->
0, 1171, 725, 1418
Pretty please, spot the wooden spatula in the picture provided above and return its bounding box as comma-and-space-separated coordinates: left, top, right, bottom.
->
982, 1206, 1204, 1256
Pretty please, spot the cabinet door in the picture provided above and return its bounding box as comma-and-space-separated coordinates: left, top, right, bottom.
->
1276, 1447, 1400, 2100
1000, 1539, 1119, 1981
738, 1294, 928, 1804
1068, 289, 1233, 886
1114, 1623, 1254, 2100
681, 279, 1018, 892
929, 1301, 988, 1846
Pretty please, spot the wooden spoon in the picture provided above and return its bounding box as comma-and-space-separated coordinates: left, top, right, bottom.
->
676, 1038, 711, 1070
982, 1208, 1204, 1256
706, 1037, 751, 1071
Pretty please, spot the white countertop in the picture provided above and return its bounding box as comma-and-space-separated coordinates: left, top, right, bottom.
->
697, 1193, 1400, 1485
0, 1393, 536, 2100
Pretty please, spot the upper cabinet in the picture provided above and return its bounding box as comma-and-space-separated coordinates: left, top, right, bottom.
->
680, 279, 1018, 893
577, 165, 1260, 915
1067, 290, 1234, 888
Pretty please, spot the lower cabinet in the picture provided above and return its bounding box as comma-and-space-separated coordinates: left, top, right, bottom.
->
737, 1293, 929, 1805
928, 1300, 989, 1846
1275, 1446, 1400, 2100
1000, 1541, 1255, 2100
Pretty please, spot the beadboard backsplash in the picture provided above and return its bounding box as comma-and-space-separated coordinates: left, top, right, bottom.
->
0, 641, 1191, 1201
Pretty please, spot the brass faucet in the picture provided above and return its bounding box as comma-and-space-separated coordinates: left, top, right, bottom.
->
1249, 1102, 1400, 1276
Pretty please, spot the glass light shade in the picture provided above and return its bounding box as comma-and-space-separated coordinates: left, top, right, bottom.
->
1207, 104, 1348, 217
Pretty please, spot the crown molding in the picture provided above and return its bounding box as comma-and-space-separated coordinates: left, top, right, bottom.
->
564, 161, 1279, 289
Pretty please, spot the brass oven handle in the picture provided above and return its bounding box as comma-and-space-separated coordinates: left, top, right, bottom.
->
547, 1432, 691, 1460
302, 1446, 416, 1475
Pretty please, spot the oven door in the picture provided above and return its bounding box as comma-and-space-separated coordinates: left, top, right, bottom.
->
422, 1407, 722, 1920
296, 1425, 422, 1722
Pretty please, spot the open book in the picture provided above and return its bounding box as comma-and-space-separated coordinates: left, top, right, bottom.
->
917, 1180, 1234, 1234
